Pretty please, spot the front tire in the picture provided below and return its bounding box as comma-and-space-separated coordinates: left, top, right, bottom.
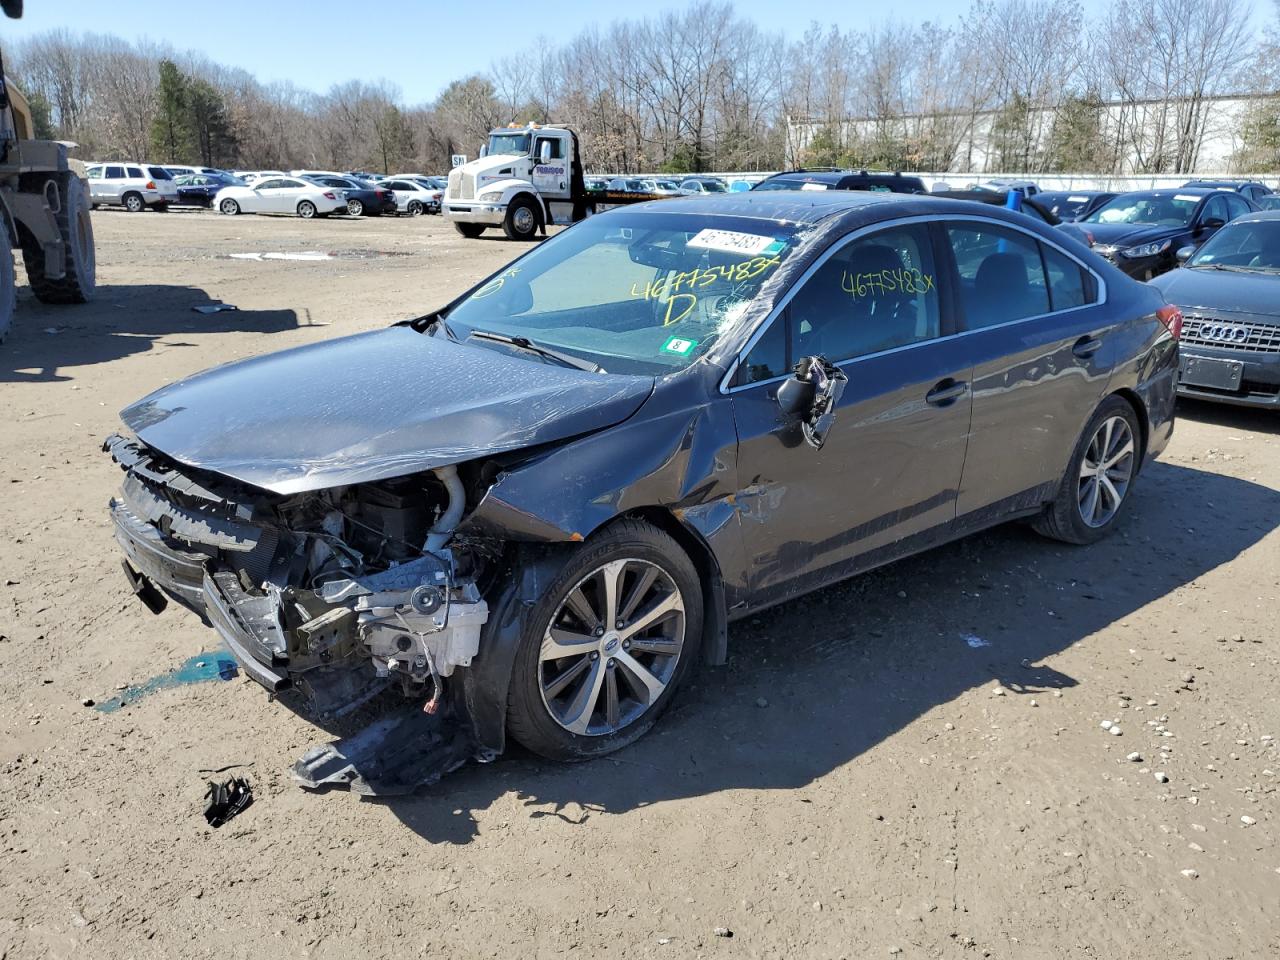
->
297, 200, 317, 219
503, 196, 541, 241
21, 174, 96, 304
1033, 395, 1142, 544
219, 198, 240, 215
453, 222, 485, 238
507, 519, 702, 761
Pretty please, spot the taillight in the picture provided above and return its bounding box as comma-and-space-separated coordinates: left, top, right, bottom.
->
1081, 229, 1095, 246
145, 181, 156, 190
323, 191, 336, 200
1156, 304, 1183, 340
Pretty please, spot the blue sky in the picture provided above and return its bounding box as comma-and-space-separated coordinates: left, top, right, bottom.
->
3, 0, 1271, 104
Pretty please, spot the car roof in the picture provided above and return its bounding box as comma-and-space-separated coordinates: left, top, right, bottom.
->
1229, 210, 1280, 223
1184, 179, 1261, 187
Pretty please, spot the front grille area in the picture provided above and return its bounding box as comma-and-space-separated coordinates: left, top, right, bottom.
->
447, 168, 475, 200
1181, 315, 1280, 353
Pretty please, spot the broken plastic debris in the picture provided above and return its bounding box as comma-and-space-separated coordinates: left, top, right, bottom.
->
203, 776, 253, 827
964, 634, 991, 648
192, 303, 238, 314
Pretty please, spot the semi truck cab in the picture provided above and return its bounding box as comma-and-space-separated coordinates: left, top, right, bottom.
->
444, 123, 592, 240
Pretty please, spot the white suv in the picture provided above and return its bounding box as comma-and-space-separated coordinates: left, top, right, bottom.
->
85, 163, 180, 212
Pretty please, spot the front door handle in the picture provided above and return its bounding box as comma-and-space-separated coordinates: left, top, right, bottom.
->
925, 380, 968, 406
1073, 335, 1103, 359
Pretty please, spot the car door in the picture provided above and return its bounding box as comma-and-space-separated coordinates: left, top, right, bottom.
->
102, 165, 126, 203
730, 220, 972, 606
246, 178, 282, 212
531, 133, 570, 199
938, 217, 1112, 526
276, 178, 309, 213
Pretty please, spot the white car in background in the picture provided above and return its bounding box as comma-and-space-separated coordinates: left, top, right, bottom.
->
233, 170, 287, 185
380, 177, 442, 215
85, 162, 179, 211
214, 176, 347, 218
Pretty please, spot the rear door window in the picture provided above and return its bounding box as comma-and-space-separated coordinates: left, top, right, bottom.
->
105, 166, 125, 179
945, 222, 1050, 328
126, 166, 144, 178
1224, 194, 1251, 220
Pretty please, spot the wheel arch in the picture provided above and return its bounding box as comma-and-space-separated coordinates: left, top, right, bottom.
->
1106, 386, 1149, 472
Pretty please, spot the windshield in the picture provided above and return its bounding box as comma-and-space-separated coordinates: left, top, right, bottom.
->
441, 212, 800, 375
1085, 192, 1199, 227
753, 178, 827, 192
1038, 193, 1093, 220
1187, 219, 1280, 271
488, 132, 531, 156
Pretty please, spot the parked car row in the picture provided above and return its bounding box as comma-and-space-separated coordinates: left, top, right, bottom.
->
82, 162, 449, 219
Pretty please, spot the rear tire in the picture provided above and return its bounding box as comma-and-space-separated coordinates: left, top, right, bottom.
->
297, 200, 317, 219
453, 222, 485, 238
1033, 395, 1142, 545
407, 200, 424, 216
122, 192, 144, 213
347, 198, 364, 216
503, 196, 541, 241
21, 174, 96, 305
506, 519, 702, 761
0, 225, 15, 344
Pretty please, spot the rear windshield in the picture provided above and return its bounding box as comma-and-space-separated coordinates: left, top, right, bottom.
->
442, 212, 801, 375
147, 166, 174, 180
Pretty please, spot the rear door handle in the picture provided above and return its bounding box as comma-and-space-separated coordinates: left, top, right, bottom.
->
925, 380, 968, 406
1073, 336, 1103, 359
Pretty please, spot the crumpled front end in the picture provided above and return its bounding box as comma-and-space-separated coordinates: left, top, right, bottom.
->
105, 433, 490, 720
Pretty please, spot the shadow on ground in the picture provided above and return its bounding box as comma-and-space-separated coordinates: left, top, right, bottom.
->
373, 460, 1278, 844
1175, 396, 1280, 433
0, 283, 303, 383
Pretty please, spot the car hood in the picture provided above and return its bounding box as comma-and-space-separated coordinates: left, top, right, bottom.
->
1077, 221, 1187, 248
121, 325, 655, 495
1150, 266, 1280, 317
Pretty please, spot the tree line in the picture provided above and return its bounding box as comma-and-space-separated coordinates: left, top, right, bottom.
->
7, 0, 1280, 176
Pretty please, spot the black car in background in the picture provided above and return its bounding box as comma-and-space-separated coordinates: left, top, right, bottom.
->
1069, 188, 1256, 280
174, 172, 245, 207
1036, 190, 1116, 222
930, 189, 1061, 226
1151, 210, 1280, 409
104, 191, 1178, 780
1183, 179, 1273, 206
753, 169, 927, 194
302, 175, 397, 216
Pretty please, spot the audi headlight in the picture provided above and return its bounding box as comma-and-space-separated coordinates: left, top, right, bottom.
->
477, 191, 504, 203
1121, 238, 1172, 259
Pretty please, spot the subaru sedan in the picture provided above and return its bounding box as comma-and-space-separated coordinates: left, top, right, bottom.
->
105, 192, 1178, 791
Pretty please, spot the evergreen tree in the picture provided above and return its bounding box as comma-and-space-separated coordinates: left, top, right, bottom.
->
188, 78, 237, 166
149, 59, 193, 162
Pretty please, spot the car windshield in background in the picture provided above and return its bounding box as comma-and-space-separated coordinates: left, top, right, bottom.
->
1187, 219, 1280, 272
1038, 193, 1093, 220
1084, 192, 1199, 227
441, 213, 799, 375
753, 179, 826, 192
488, 132, 530, 156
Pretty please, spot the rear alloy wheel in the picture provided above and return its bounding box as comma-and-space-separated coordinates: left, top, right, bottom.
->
122, 192, 145, 213
507, 520, 702, 760
297, 200, 317, 219
503, 196, 540, 241
346, 198, 364, 216
407, 200, 424, 216
1033, 395, 1141, 544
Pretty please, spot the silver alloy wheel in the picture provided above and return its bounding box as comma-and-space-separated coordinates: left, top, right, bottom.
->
347, 199, 363, 216
220, 199, 239, 215
124, 194, 143, 212
1078, 415, 1135, 528
408, 200, 423, 215
512, 204, 536, 234
539, 558, 686, 736
298, 201, 316, 219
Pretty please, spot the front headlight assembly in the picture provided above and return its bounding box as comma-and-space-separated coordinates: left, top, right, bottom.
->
1121, 238, 1173, 259
477, 191, 505, 203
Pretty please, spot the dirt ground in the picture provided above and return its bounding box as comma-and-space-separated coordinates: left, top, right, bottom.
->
2, 207, 1277, 960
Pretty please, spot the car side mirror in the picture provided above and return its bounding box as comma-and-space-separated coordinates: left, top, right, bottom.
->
1198, 217, 1225, 233
776, 356, 848, 449
1176, 245, 1196, 265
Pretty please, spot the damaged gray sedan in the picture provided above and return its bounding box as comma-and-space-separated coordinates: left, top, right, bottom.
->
106, 192, 1179, 792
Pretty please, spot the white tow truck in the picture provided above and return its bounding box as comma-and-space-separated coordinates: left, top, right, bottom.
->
444, 122, 655, 241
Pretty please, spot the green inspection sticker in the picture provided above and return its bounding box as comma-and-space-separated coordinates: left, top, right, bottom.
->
661, 336, 699, 356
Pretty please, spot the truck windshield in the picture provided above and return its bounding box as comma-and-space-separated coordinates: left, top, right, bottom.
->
441, 212, 800, 375
488, 132, 531, 156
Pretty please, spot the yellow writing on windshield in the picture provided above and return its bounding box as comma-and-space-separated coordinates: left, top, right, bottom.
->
629, 254, 781, 301
841, 267, 935, 299
471, 267, 521, 300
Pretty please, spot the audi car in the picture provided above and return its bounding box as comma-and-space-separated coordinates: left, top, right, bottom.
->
1070, 188, 1255, 280
1151, 210, 1280, 409
104, 192, 1178, 791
